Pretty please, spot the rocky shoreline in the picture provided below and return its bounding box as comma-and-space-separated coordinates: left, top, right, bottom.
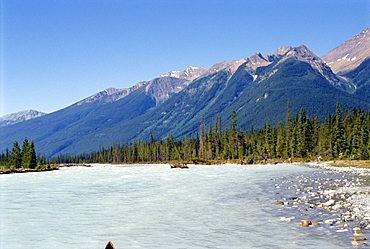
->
274, 162, 370, 247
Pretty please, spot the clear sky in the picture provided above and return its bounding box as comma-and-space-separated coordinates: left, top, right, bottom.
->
1, 0, 369, 116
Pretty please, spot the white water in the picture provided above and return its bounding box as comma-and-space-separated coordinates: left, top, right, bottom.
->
0, 164, 350, 248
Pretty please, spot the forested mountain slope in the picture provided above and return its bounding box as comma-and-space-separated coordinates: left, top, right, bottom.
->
1, 29, 370, 158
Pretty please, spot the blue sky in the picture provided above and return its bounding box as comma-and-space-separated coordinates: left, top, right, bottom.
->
1, 0, 369, 116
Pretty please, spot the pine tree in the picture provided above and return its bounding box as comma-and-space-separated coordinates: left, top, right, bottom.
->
21, 138, 32, 168
26, 140, 37, 169
276, 121, 285, 158
10, 141, 22, 168
332, 103, 345, 158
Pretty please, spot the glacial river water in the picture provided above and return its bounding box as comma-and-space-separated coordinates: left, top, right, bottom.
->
0, 164, 358, 248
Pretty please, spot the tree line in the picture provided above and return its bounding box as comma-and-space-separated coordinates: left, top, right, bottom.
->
52, 103, 370, 164
0, 138, 46, 169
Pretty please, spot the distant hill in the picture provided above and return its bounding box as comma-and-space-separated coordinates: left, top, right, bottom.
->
1, 28, 369, 158
0, 110, 46, 127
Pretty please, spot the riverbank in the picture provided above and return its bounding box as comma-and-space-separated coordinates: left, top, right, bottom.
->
0, 166, 59, 174
274, 161, 370, 247
0, 163, 91, 174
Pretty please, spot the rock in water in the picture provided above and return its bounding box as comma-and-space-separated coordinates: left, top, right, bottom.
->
105, 241, 115, 249
301, 220, 312, 227
351, 241, 364, 246
353, 236, 366, 241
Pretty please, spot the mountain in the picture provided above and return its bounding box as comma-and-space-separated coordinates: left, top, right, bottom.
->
114, 45, 370, 144
321, 28, 370, 73
0, 110, 46, 127
342, 57, 370, 98
1, 30, 370, 158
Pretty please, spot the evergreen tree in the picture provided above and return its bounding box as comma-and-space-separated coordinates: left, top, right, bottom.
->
332, 103, 345, 157
10, 141, 22, 168
21, 138, 32, 168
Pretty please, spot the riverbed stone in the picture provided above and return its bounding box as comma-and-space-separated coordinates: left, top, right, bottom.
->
332, 204, 343, 209
353, 227, 363, 234
352, 236, 366, 241
280, 217, 295, 222
351, 241, 364, 246
323, 199, 335, 206
301, 220, 312, 227
324, 219, 335, 225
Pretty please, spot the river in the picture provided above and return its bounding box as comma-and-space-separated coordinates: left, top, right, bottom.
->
0, 164, 357, 248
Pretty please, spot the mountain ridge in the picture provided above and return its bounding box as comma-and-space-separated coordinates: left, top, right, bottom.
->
1, 28, 370, 158
321, 28, 370, 73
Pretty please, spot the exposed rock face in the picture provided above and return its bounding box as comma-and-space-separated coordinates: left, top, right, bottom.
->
244, 45, 292, 71
265, 45, 292, 61
159, 66, 209, 81
144, 77, 189, 104
76, 83, 147, 106
78, 67, 209, 107
0, 109, 46, 127
321, 28, 370, 73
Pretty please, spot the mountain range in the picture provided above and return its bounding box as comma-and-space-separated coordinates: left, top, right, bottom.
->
1, 28, 369, 158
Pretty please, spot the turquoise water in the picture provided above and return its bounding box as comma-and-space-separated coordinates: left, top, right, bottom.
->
0, 164, 352, 248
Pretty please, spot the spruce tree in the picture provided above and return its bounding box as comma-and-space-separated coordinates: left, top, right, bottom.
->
10, 141, 22, 168
21, 138, 32, 168
332, 103, 345, 158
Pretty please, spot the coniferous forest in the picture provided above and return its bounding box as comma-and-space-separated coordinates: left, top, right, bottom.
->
0, 137, 47, 170
51, 104, 370, 164
1, 104, 369, 167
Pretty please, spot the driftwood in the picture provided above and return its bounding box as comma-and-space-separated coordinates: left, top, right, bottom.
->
105, 241, 115, 249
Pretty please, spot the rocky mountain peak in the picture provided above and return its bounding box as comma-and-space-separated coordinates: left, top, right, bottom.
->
0, 109, 46, 127
206, 59, 247, 75
321, 28, 370, 73
77, 83, 147, 106
286, 45, 317, 58
244, 46, 292, 71
270, 45, 342, 86
159, 66, 209, 81
249, 53, 268, 63
265, 45, 292, 61
275, 45, 292, 54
